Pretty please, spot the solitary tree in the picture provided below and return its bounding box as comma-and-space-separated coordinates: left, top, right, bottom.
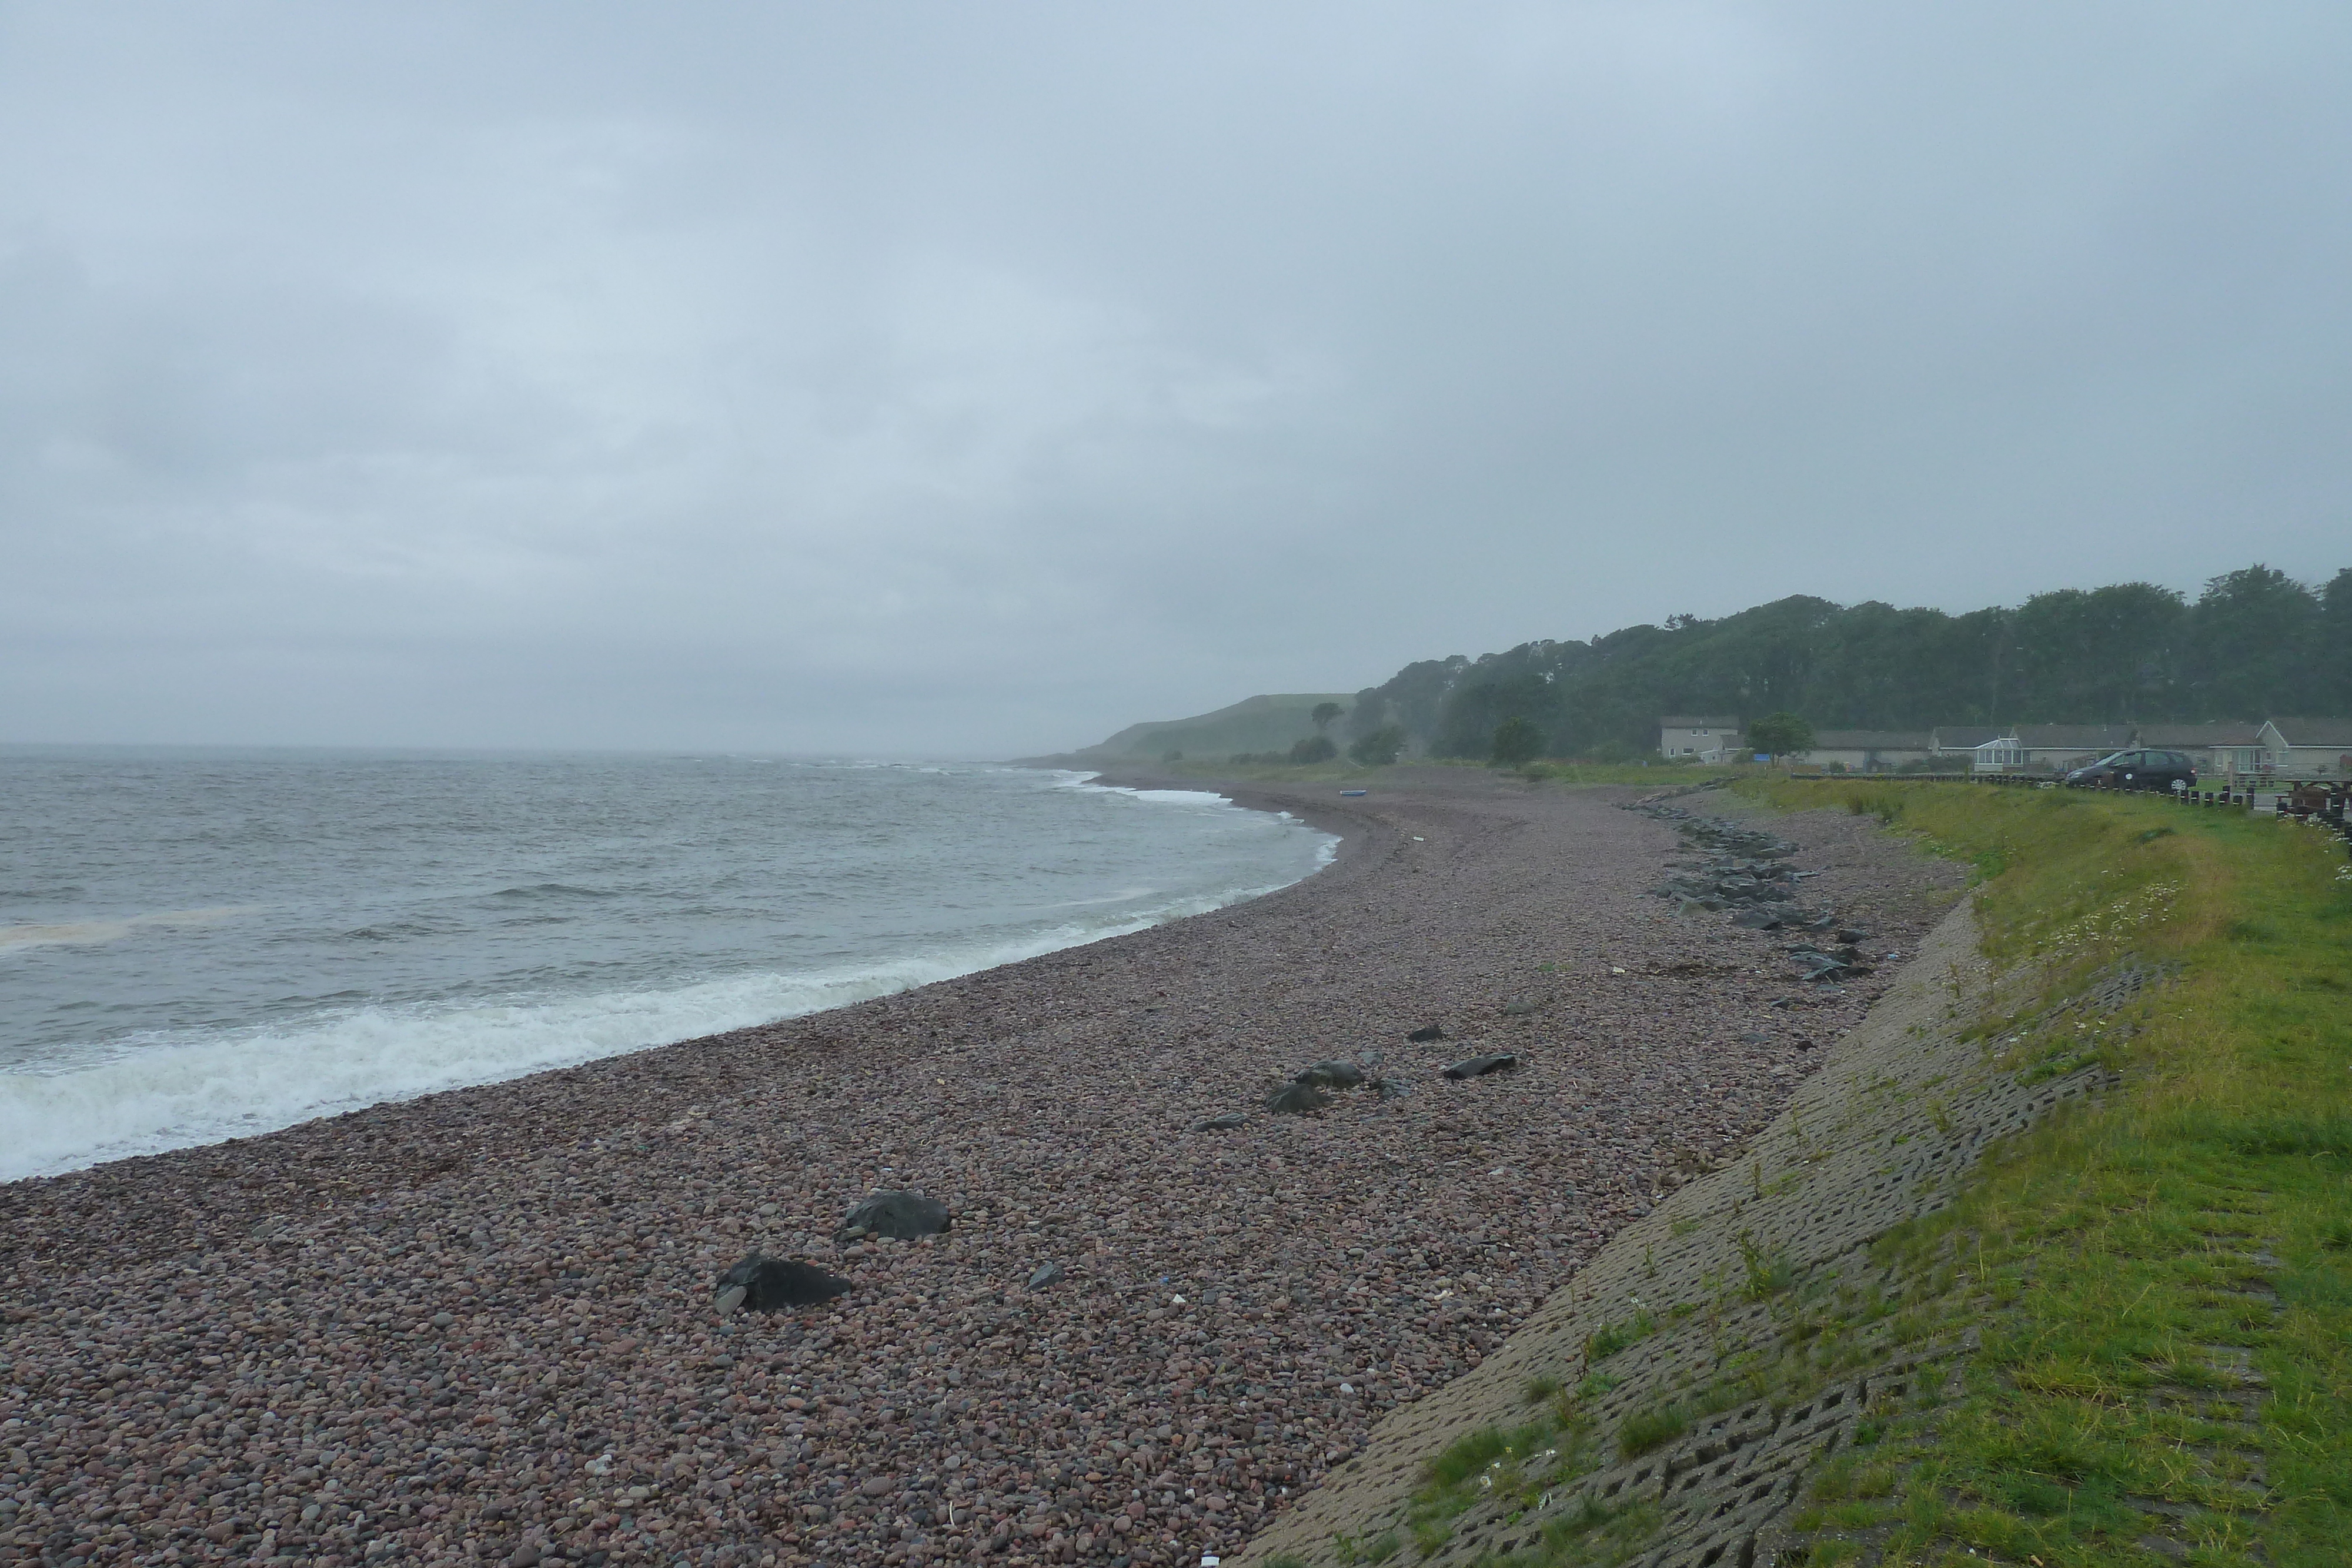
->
1491, 717, 1546, 767
1289, 734, 1338, 765
1348, 724, 1406, 765
1311, 701, 1344, 733
1748, 712, 1815, 758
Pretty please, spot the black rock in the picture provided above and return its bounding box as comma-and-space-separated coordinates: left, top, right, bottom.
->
1026, 1262, 1065, 1290
1296, 1059, 1365, 1089
838, 1190, 951, 1242
1407, 1025, 1445, 1042
1442, 1054, 1519, 1081
1265, 1081, 1330, 1115
1377, 1078, 1413, 1100
1191, 1113, 1248, 1132
713, 1252, 853, 1314
1730, 908, 1782, 930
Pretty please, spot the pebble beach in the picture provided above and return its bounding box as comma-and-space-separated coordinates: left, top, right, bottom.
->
0, 771, 1964, 1568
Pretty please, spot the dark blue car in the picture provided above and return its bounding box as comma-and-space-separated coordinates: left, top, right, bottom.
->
2065, 748, 2197, 792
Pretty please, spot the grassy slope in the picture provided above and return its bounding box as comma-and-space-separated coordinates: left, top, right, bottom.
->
1745, 780, 2352, 1566
1298, 780, 2350, 1568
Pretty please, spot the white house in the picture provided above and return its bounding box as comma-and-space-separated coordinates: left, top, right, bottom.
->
1805, 731, 1933, 773
1930, 726, 2001, 760
2259, 718, 2352, 778
2137, 723, 2268, 779
1970, 724, 2134, 774
1658, 716, 1745, 762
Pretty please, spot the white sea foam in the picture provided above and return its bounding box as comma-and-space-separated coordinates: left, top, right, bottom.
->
0, 867, 1326, 1182
0, 905, 253, 950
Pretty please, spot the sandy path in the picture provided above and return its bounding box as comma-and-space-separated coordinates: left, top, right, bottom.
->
0, 773, 1959, 1568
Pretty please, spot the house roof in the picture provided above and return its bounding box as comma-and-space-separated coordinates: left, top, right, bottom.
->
2265, 717, 2352, 747
2009, 724, 2135, 751
1809, 731, 1933, 750
2137, 723, 2266, 747
1658, 716, 1740, 728
1930, 726, 2000, 750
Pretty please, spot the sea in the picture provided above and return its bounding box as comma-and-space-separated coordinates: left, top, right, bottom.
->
0, 748, 1335, 1182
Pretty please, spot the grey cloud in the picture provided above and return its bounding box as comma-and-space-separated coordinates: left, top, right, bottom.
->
2, 3, 2347, 754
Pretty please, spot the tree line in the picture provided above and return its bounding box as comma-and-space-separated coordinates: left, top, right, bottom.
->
1339, 563, 2352, 761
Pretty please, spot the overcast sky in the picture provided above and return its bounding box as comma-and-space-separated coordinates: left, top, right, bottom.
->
3, 4, 2346, 757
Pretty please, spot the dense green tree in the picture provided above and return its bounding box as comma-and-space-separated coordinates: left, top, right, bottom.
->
1310, 701, 1344, 733
1347, 724, 1406, 765
2183, 566, 2321, 719
2004, 583, 2186, 721
1748, 713, 1814, 757
1491, 717, 1546, 766
2323, 568, 2352, 711
1288, 734, 1338, 765
1381, 561, 2346, 758
1343, 688, 1392, 739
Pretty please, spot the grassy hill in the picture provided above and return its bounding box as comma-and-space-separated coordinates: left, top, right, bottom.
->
1025, 693, 1357, 766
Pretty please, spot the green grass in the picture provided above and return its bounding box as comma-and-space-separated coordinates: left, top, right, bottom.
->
1582, 1309, 1658, 1362
1317, 781, 2348, 1567
1615, 1404, 1689, 1457
1742, 777, 2352, 1566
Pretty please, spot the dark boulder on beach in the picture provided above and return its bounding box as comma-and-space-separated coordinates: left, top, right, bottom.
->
1265, 1081, 1329, 1115
1442, 1054, 1519, 1081
1407, 1024, 1445, 1042
1025, 1262, 1065, 1290
713, 1252, 853, 1314
838, 1190, 951, 1242
1191, 1112, 1248, 1132
1295, 1059, 1365, 1089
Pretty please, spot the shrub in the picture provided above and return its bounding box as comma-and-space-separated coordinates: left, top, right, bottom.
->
1348, 724, 1406, 765
1748, 711, 1815, 758
1584, 1308, 1657, 1360
1491, 717, 1546, 767
1288, 734, 1338, 764
1618, 1403, 1689, 1456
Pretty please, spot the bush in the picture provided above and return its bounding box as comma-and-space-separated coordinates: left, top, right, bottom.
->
1491, 717, 1546, 767
1288, 734, 1338, 765
1348, 723, 1407, 766
1587, 738, 1637, 764
1618, 1403, 1689, 1457
1748, 711, 1815, 758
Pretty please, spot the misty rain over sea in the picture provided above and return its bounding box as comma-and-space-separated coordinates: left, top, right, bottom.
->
0, 749, 1334, 1181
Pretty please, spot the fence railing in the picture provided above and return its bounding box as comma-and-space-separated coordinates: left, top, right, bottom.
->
1972, 772, 2352, 835
1786, 770, 2351, 839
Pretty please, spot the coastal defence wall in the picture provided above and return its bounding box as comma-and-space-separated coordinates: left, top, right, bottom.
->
1233, 895, 2111, 1568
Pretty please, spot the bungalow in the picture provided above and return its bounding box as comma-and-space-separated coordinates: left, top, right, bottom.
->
1930, 726, 2002, 759
1658, 716, 1745, 762
2136, 723, 2268, 780
1970, 724, 2136, 774
2258, 717, 2352, 778
1806, 730, 1934, 773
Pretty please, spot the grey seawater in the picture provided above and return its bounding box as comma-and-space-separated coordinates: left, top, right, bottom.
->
0, 748, 1334, 1181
